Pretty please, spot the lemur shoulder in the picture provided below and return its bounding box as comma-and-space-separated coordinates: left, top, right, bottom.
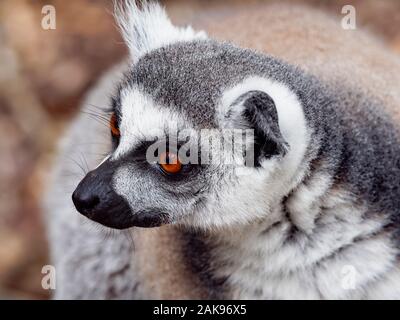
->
44, 2, 400, 299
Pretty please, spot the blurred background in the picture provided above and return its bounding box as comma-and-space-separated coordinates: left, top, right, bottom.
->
0, 0, 399, 299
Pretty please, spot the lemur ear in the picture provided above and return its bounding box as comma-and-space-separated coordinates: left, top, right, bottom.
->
230, 90, 289, 166
115, 1, 207, 62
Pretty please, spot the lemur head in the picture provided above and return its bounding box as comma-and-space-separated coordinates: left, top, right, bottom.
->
72, 1, 310, 230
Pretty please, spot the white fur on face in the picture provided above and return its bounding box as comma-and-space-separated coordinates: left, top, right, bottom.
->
182, 76, 310, 230
113, 87, 189, 160
115, 1, 207, 61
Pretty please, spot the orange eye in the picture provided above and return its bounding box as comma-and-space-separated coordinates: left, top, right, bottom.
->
110, 113, 120, 137
159, 152, 182, 174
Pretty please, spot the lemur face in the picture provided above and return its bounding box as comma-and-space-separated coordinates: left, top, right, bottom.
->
72, 2, 309, 230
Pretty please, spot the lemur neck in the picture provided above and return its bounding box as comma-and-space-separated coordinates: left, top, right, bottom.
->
196, 176, 390, 299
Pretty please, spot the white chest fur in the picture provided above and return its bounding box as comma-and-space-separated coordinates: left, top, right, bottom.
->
210, 186, 399, 299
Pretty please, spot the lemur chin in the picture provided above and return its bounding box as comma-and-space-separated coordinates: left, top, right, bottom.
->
45, 1, 400, 299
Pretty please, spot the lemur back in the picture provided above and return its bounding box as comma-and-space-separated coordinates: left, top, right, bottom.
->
45, 3, 400, 299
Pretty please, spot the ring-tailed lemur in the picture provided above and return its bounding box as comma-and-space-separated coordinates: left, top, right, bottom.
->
44, 1, 400, 299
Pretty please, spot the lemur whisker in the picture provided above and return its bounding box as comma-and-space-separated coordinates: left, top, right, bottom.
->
81, 111, 110, 128
87, 103, 113, 114
84, 112, 110, 123
65, 155, 87, 176
122, 230, 136, 251
74, 142, 109, 147
78, 151, 90, 173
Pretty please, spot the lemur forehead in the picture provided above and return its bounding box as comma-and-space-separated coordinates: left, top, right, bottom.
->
121, 40, 237, 128
112, 86, 192, 159
119, 86, 190, 131
117, 38, 310, 136
121, 39, 304, 130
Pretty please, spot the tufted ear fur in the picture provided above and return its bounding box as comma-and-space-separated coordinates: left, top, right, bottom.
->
228, 90, 289, 166
115, 1, 207, 61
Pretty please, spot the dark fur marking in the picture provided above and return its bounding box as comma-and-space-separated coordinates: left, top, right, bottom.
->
260, 220, 282, 236
315, 226, 393, 268
281, 195, 300, 243
180, 229, 228, 299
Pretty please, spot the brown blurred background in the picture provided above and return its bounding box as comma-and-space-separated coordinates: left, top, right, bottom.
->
0, 0, 399, 299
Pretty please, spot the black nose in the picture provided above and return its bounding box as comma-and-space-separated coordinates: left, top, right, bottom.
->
72, 169, 112, 218
72, 188, 100, 214
71, 162, 135, 229
71, 159, 169, 229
